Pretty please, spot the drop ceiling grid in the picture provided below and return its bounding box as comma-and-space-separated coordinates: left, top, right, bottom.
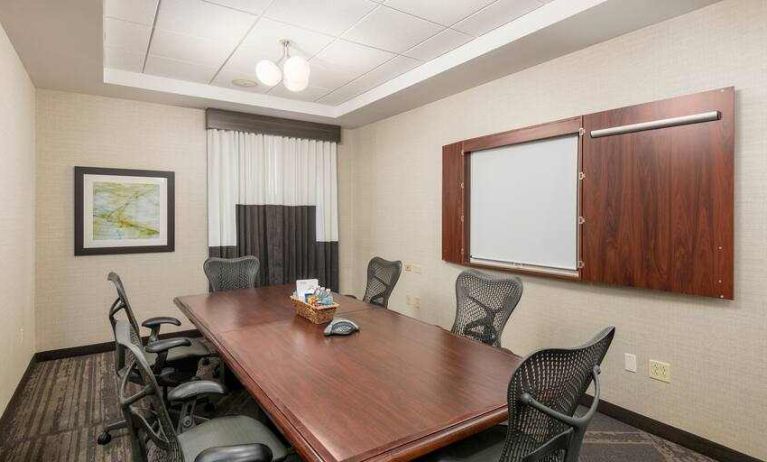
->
103, 0, 550, 105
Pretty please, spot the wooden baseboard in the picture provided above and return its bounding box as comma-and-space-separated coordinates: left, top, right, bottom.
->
582, 394, 760, 462
34, 328, 201, 362
0, 354, 38, 431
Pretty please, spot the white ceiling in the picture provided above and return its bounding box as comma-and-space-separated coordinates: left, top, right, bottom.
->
103, 0, 554, 105
0, 0, 721, 127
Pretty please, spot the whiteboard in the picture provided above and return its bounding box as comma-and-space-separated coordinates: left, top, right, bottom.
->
469, 135, 579, 273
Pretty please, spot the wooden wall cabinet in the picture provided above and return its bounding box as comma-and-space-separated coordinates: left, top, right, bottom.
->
442, 88, 735, 299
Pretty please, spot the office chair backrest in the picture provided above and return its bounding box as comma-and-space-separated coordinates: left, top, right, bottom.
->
115, 320, 182, 462
108, 272, 145, 374
500, 327, 616, 462
203, 256, 260, 292
362, 257, 402, 308
452, 270, 523, 348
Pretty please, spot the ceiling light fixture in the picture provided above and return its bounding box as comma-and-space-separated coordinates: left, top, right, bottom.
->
255, 40, 310, 92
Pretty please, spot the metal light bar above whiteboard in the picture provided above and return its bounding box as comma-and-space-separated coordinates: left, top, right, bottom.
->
590, 110, 720, 138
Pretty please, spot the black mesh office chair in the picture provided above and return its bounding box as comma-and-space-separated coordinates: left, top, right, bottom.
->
361, 257, 402, 308
114, 320, 288, 462
419, 327, 615, 462
451, 270, 523, 348
203, 256, 260, 292
98, 272, 214, 445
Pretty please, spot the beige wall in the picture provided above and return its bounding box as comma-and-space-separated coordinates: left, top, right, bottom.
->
35, 91, 209, 351
340, 0, 767, 459
0, 22, 36, 414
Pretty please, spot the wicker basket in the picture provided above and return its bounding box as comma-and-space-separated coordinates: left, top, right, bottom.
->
290, 296, 338, 324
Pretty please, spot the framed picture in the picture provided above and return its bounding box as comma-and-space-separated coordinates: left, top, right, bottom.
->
74, 166, 174, 255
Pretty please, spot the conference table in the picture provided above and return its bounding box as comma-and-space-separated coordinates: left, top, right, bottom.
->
174, 285, 522, 462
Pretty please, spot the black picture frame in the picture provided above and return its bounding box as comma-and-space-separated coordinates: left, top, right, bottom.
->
74, 166, 175, 256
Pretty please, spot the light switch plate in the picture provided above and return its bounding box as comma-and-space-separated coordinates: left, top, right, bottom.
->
624, 353, 637, 372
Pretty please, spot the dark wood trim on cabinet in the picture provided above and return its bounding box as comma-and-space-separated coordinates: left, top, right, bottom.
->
582, 394, 761, 462
462, 116, 582, 153
442, 141, 465, 264
206, 108, 341, 143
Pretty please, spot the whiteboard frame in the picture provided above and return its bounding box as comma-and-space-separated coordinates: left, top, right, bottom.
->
461, 117, 584, 280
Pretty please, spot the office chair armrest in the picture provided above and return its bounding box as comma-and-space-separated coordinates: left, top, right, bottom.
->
195, 443, 273, 462
521, 366, 602, 430
142, 316, 182, 342
145, 337, 191, 354
168, 380, 227, 402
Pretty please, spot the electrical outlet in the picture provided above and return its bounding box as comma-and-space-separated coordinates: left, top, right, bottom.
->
624, 353, 637, 373
406, 295, 421, 309
404, 263, 414, 272
649, 360, 671, 383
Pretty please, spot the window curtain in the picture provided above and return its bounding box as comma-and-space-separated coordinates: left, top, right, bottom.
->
207, 129, 339, 291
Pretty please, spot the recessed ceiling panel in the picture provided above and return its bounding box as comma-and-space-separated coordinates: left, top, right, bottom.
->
383, 0, 495, 28
149, 29, 235, 68
318, 55, 419, 105
454, 0, 544, 36
144, 55, 219, 83
264, 0, 378, 36
155, 0, 256, 43
312, 39, 395, 75
343, 6, 443, 53
205, 0, 273, 15
103, 18, 152, 54
103, 0, 159, 26
404, 28, 472, 61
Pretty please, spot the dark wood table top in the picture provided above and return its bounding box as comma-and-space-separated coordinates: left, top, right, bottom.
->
175, 285, 522, 462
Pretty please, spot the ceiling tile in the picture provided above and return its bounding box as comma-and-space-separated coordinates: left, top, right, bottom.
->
211, 69, 271, 92
404, 28, 471, 61
453, 0, 543, 36
156, 0, 256, 43
204, 0, 272, 15
318, 55, 419, 105
150, 29, 234, 67
308, 61, 358, 90
144, 56, 219, 83
312, 39, 395, 76
344, 6, 443, 53
264, 0, 378, 36
239, 18, 334, 62
103, 18, 152, 54
104, 0, 158, 26
104, 47, 145, 72
268, 84, 332, 102
383, 0, 495, 27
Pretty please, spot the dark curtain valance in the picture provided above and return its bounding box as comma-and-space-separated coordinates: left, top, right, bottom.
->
206, 108, 341, 143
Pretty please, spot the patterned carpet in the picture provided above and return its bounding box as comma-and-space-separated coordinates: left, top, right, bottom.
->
0, 352, 716, 462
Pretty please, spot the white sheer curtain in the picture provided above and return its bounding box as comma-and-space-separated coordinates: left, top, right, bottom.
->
207, 129, 339, 289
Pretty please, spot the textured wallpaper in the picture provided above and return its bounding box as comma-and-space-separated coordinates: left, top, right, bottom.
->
0, 22, 36, 415
339, 0, 767, 458
35, 91, 209, 351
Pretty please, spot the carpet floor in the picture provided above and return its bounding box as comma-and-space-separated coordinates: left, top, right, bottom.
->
0, 352, 716, 461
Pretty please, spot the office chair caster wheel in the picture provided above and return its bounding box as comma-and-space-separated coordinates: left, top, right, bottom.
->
97, 431, 112, 445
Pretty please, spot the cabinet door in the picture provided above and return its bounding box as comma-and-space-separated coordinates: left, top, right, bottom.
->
442, 142, 465, 264
581, 87, 734, 299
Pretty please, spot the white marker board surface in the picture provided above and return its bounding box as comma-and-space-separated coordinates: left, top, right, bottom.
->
469, 135, 579, 272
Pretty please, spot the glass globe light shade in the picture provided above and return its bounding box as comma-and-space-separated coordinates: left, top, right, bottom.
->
282, 55, 310, 92
255, 60, 282, 87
